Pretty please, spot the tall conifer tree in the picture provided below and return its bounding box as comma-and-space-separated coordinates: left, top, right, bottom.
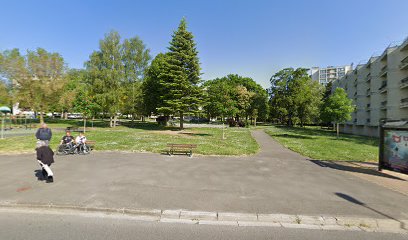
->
157, 18, 202, 129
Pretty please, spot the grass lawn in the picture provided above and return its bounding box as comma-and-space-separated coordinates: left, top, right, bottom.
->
264, 125, 379, 162
1, 120, 259, 156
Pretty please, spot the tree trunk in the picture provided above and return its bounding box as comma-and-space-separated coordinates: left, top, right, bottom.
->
254, 117, 257, 127
179, 112, 184, 130
109, 116, 113, 128
39, 112, 44, 124
336, 123, 339, 138
222, 114, 226, 140
113, 115, 118, 128
83, 118, 86, 133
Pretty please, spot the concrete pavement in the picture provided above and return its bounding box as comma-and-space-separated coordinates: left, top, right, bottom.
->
0, 130, 407, 233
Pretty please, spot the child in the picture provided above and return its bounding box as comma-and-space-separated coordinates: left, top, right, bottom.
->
36, 140, 55, 183
75, 131, 87, 144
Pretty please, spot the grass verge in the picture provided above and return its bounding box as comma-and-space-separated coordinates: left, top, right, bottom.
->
264, 125, 379, 162
1, 121, 259, 156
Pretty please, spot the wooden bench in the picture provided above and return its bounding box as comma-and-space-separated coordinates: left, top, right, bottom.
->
86, 140, 96, 150
66, 126, 80, 132
167, 143, 197, 157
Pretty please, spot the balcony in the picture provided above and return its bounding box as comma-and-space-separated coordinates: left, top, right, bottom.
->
379, 81, 388, 93
401, 76, 408, 88
400, 37, 408, 51
401, 98, 408, 108
366, 73, 371, 82
379, 65, 388, 77
400, 55, 408, 70
380, 101, 387, 110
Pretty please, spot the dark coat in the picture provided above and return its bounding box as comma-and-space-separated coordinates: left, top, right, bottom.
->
35, 128, 52, 141
36, 146, 55, 165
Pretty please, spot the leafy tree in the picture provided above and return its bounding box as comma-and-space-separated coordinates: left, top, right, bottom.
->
86, 31, 124, 127
142, 53, 169, 116
73, 88, 99, 132
0, 81, 11, 106
321, 87, 355, 137
122, 37, 151, 121
203, 78, 238, 120
156, 18, 203, 129
56, 69, 86, 118
86, 31, 150, 127
292, 77, 323, 127
269, 68, 322, 126
0, 48, 66, 123
203, 74, 269, 125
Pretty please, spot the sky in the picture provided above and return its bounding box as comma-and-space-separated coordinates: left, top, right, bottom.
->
1, 0, 407, 88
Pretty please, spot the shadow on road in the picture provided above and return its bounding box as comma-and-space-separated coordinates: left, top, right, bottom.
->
310, 160, 406, 181
335, 192, 406, 230
34, 170, 46, 181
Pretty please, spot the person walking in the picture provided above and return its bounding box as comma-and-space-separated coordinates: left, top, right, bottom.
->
35, 123, 52, 146
36, 140, 55, 183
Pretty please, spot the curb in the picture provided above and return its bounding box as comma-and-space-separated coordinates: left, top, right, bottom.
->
0, 203, 407, 234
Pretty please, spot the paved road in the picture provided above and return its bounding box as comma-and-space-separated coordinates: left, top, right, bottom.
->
0, 210, 405, 240
0, 130, 407, 220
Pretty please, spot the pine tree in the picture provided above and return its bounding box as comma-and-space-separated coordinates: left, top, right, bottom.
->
157, 18, 203, 129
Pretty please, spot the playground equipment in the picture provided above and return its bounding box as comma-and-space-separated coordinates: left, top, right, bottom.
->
0, 107, 37, 139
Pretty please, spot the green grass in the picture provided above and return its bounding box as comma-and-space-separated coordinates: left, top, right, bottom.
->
264, 125, 379, 162
1, 121, 259, 156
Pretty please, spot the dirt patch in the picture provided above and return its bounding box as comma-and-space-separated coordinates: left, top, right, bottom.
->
16, 186, 31, 192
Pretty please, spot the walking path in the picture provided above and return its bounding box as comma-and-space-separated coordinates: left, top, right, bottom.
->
0, 130, 407, 233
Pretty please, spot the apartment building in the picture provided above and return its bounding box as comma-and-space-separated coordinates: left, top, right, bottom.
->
332, 37, 408, 137
311, 65, 353, 86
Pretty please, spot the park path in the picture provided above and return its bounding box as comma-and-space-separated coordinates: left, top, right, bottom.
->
0, 129, 407, 223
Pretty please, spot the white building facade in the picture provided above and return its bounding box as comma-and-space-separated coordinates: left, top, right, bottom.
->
311, 65, 353, 86
332, 37, 408, 137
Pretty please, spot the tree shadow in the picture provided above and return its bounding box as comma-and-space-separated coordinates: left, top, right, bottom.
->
120, 121, 180, 131
273, 133, 314, 139
335, 192, 406, 230
179, 132, 212, 137
273, 125, 379, 147
309, 160, 406, 181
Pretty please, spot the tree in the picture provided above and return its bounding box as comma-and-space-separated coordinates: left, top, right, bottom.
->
0, 81, 11, 106
0, 48, 66, 123
321, 88, 355, 137
122, 37, 151, 121
292, 77, 323, 127
156, 18, 203, 129
142, 53, 169, 116
56, 69, 86, 118
203, 74, 269, 125
86, 31, 151, 127
269, 68, 322, 126
86, 31, 124, 127
73, 88, 98, 132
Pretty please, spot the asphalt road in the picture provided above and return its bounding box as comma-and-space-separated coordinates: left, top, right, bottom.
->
1, 131, 407, 220
0, 210, 405, 240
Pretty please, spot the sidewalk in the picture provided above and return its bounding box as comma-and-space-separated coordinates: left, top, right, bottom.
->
312, 160, 408, 197
0, 130, 407, 233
